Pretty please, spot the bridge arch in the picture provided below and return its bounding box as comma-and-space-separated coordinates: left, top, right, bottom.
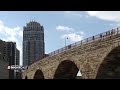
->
53, 60, 81, 79
25, 76, 28, 79
33, 69, 44, 79
96, 46, 120, 79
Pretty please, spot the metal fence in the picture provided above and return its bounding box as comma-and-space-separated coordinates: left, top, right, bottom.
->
47, 27, 120, 56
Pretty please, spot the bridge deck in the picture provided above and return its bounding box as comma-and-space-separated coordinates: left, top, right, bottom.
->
27, 27, 120, 70
49, 27, 120, 56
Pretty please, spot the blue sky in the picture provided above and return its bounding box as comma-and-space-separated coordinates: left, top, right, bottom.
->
0, 11, 120, 66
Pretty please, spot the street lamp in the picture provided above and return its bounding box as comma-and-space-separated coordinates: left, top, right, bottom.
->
65, 36, 69, 47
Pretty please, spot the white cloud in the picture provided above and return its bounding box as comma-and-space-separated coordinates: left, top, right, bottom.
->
56, 25, 74, 33
0, 20, 22, 65
64, 11, 83, 18
56, 25, 84, 42
64, 11, 71, 13
64, 11, 89, 18
18, 30, 23, 37
87, 11, 120, 22
62, 32, 84, 42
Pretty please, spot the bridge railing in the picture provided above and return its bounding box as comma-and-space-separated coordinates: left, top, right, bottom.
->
47, 27, 120, 57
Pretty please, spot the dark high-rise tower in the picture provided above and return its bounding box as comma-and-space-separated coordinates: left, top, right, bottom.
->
23, 21, 45, 66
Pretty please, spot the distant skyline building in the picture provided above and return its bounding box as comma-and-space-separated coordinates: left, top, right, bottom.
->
23, 21, 45, 66
16, 49, 20, 65
7, 42, 20, 79
15, 48, 21, 79
7, 42, 16, 79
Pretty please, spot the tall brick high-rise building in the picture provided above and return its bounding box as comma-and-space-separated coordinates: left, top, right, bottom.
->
0, 39, 9, 79
23, 21, 45, 66
0, 40, 20, 79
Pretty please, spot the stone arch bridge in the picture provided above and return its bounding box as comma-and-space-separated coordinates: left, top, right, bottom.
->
22, 27, 120, 79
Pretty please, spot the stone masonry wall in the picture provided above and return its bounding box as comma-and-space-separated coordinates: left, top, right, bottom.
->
22, 34, 120, 79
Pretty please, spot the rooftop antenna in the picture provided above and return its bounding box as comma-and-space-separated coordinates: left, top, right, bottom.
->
30, 18, 32, 22
34, 17, 36, 22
